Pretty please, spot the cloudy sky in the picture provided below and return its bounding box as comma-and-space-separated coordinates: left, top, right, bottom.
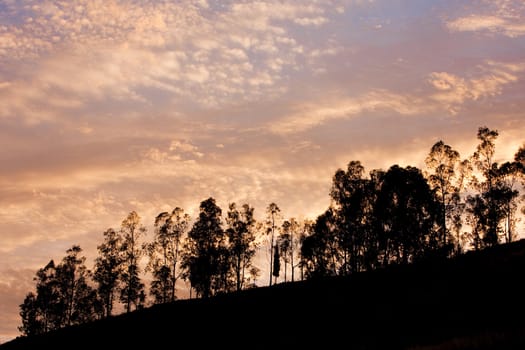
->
1, 0, 525, 343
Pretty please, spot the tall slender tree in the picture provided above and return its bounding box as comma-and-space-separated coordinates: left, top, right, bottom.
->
469, 126, 502, 247
119, 211, 147, 312
279, 218, 301, 282
330, 160, 370, 274
425, 140, 462, 250
93, 228, 123, 318
56, 245, 99, 326
495, 160, 523, 243
147, 207, 190, 304
272, 245, 280, 285
265, 203, 281, 286
226, 202, 257, 291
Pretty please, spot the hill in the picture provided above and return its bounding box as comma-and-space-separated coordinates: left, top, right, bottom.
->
3, 240, 525, 350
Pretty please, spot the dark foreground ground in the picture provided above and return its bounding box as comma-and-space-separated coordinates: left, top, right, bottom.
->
3, 240, 525, 350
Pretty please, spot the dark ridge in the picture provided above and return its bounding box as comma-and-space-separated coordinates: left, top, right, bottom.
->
3, 239, 525, 350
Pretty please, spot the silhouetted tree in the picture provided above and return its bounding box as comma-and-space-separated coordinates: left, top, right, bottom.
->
93, 228, 123, 318
265, 203, 281, 286
297, 219, 314, 281
18, 292, 42, 336
146, 207, 190, 304
272, 244, 280, 284
450, 159, 471, 254
425, 140, 465, 252
374, 165, 440, 265
226, 202, 257, 291
468, 126, 502, 247
56, 245, 100, 326
19, 260, 60, 336
496, 160, 523, 243
181, 197, 226, 298
278, 220, 292, 282
32, 260, 61, 332
301, 208, 338, 278
330, 160, 373, 274
119, 211, 147, 312
19, 246, 100, 336
515, 144, 525, 219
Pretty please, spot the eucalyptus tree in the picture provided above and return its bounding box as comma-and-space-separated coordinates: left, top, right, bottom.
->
277, 225, 291, 283
119, 211, 147, 312
226, 202, 257, 291
468, 126, 503, 247
278, 220, 291, 282
181, 197, 227, 298
374, 165, 440, 265
516, 144, 525, 217
147, 207, 190, 304
300, 208, 339, 278
296, 219, 314, 281
56, 245, 100, 326
19, 292, 41, 336
496, 155, 524, 243
330, 160, 372, 274
19, 246, 100, 336
279, 217, 303, 282
425, 140, 463, 249
94, 228, 123, 317
265, 202, 281, 286
19, 261, 59, 335
272, 244, 281, 285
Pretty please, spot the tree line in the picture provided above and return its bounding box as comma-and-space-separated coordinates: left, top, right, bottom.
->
18, 126, 525, 336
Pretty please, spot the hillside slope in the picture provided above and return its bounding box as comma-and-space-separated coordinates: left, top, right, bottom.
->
3, 240, 525, 350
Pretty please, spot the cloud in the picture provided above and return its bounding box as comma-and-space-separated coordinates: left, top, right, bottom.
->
0, 1, 359, 124
268, 90, 428, 135
447, 15, 525, 37
446, 0, 525, 37
428, 60, 525, 114
268, 59, 525, 135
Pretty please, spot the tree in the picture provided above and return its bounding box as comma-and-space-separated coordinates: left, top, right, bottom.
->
495, 160, 523, 243
226, 202, 258, 291
279, 218, 302, 282
278, 221, 292, 282
18, 261, 60, 337
272, 244, 280, 285
425, 140, 463, 250
469, 126, 502, 247
265, 203, 281, 286
30, 260, 61, 333
93, 228, 123, 318
330, 160, 370, 274
374, 165, 440, 265
147, 207, 190, 304
181, 197, 227, 298
300, 208, 339, 278
119, 211, 147, 312
18, 292, 42, 336
297, 219, 314, 281
19, 246, 100, 336
56, 245, 100, 326
516, 144, 525, 218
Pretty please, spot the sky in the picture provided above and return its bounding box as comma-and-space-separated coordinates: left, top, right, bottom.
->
1, 0, 525, 343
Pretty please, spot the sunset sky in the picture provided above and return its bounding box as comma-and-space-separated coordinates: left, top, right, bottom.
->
1, 0, 525, 343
